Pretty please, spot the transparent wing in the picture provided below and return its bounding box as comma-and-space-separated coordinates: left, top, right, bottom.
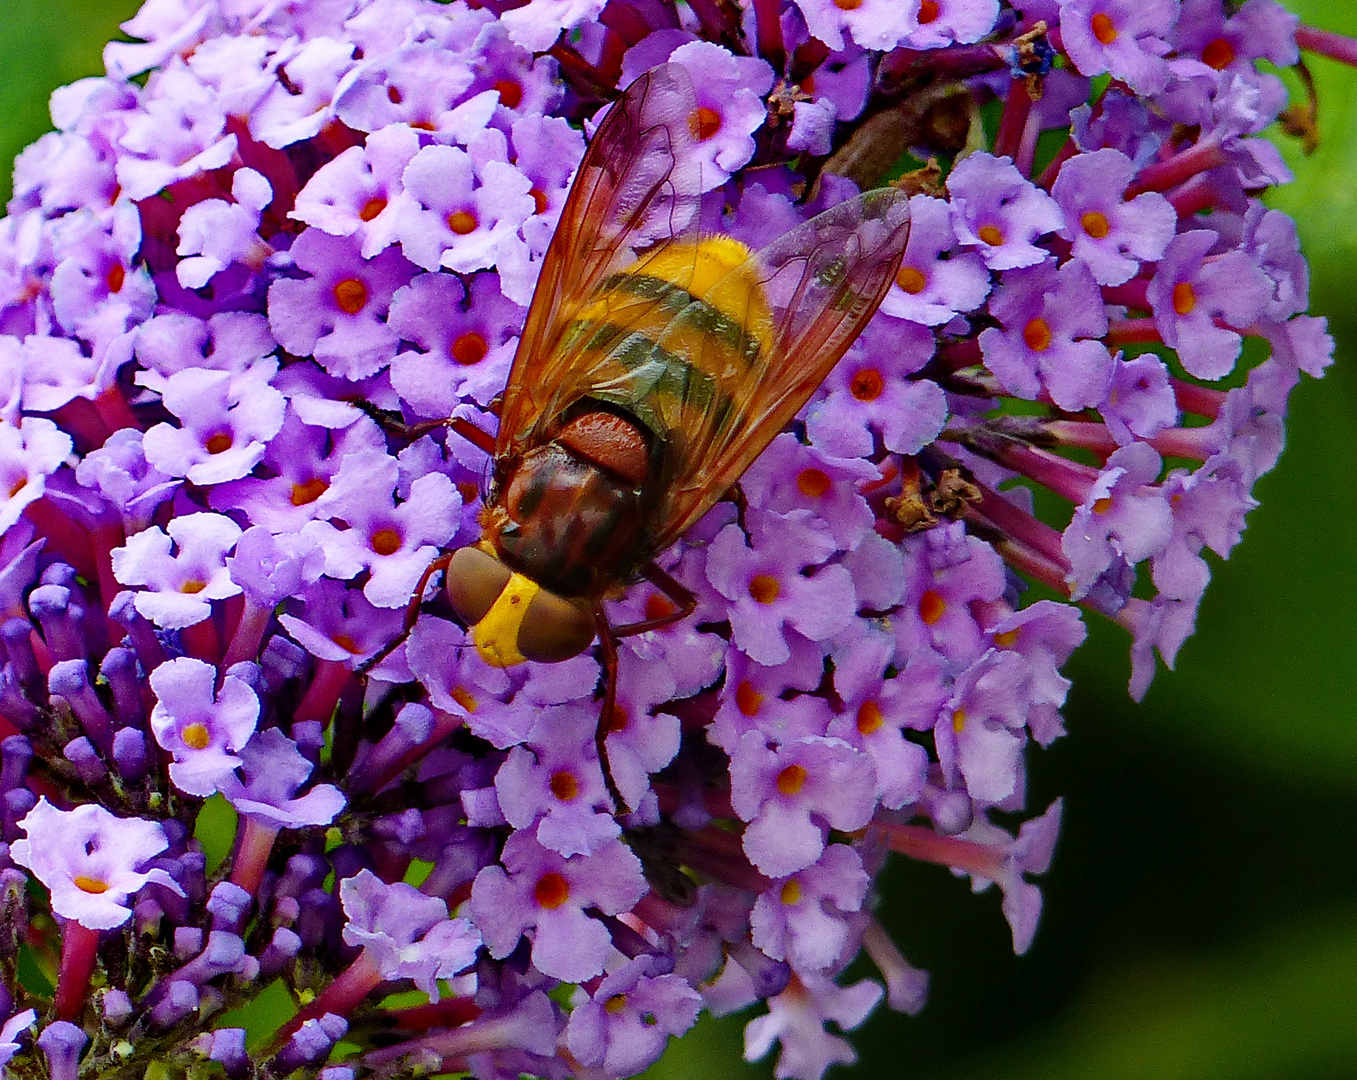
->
494, 63, 703, 459
645, 187, 912, 549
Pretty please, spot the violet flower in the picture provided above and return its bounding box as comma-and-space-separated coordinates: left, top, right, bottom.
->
0, 1, 1339, 1078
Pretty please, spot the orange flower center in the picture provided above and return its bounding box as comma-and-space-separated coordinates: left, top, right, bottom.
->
993, 627, 1020, 648
204, 431, 233, 455
895, 266, 927, 294
850, 368, 884, 401
919, 588, 946, 624
1092, 496, 1114, 514
180, 580, 207, 595
1091, 12, 1118, 44
1023, 317, 1053, 352
977, 224, 1005, 247
644, 590, 679, 621
370, 528, 402, 556
735, 680, 764, 717
605, 994, 629, 1014
918, 0, 940, 23
856, 701, 883, 735
451, 332, 488, 366
952, 708, 967, 733
106, 263, 126, 293
494, 79, 523, 109
1172, 281, 1197, 315
833, 0, 862, 8
780, 878, 803, 904
1201, 38, 1235, 70
530, 188, 549, 215
181, 722, 211, 750
534, 871, 570, 909
688, 107, 722, 141
359, 197, 387, 222
749, 574, 781, 604
332, 633, 363, 654
333, 278, 368, 314
797, 468, 832, 497
549, 771, 579, 802
1080, 210, 1110, 239
291, 477, 328, 506
603, 702, 629, 735
777, 763, 808, 795
74, 875, 110, 894
447, 210, 478, 235
450, 686, 478, 713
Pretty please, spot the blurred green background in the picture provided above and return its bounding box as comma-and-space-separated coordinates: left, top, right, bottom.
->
6, 2, 1355, 1077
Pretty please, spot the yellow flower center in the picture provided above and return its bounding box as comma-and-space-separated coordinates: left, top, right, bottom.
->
777, 763, 808, 795
333, 277, 368, 314
1080, 210, 1110, 239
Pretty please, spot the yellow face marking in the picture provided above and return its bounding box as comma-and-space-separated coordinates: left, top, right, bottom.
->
472, 572, 541, 667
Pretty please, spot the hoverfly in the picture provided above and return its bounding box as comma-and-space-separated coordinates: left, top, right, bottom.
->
401, 62, 910, 809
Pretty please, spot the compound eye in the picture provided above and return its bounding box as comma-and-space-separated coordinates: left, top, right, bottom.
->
518, 589, 595, 663
446, 547, 511, 626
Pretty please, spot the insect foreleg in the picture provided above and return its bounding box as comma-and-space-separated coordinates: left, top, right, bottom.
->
613, 561, 698, 637
355, 551, 454, 677
592, 603, 631, 815
725, 482, 750, 534
355, 400, 497, 455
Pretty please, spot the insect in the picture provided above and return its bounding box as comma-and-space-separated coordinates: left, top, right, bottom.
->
399, 62, 910, 810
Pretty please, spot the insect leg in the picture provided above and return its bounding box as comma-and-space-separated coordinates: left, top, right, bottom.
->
354, 400, 497, 454
725, 482, 749, 533
592, 602, 631, 815
355, 551, 454, 677
613, 561, 698, 637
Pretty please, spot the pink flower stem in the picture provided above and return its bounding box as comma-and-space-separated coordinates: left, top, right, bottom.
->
1168, 174, 1225, 218
222, 599, 273, 668
23, 500, 97, 584
55, 921, 101, 1021
1128, 141, 1232, 196
685, 0, 729, 42
386, 996, 482, 1033
1102, 278, 1150, 311
181, 617, 222, 665
934, 337, 983, 373
90, 522, 127, 639
294, 658, 353, 724
229, 814, 280, 897
1105, 317, 1161, 345
968, 481, 1068, 567
991, 536, 1074, 598
994, 77, 1034, 165
1148, 425, 1216, 461
1036, 134, 1077, 190
49, 399, 109, 454
273, 950, 384, 1050
1172, 378, 1227, 419
1296, 24, 1357, 68
93, 386, 141, 435
1044, 420, 1120, 455
345, 707, 466, 794
751, 0, 785, 70
997, 442, 1099, 505
879, 42, 1010, 85
876, 820, 1003, 878
364, 1004, 541, 1069
678, 826, 770, 894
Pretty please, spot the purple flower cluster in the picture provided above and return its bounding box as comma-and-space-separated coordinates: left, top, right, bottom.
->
0, 0, 1335, 1078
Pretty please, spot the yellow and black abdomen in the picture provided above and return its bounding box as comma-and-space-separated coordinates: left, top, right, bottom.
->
556, 236, 775, 452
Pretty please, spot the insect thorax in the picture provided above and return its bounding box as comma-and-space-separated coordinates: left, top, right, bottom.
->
485, 440, 650, 598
